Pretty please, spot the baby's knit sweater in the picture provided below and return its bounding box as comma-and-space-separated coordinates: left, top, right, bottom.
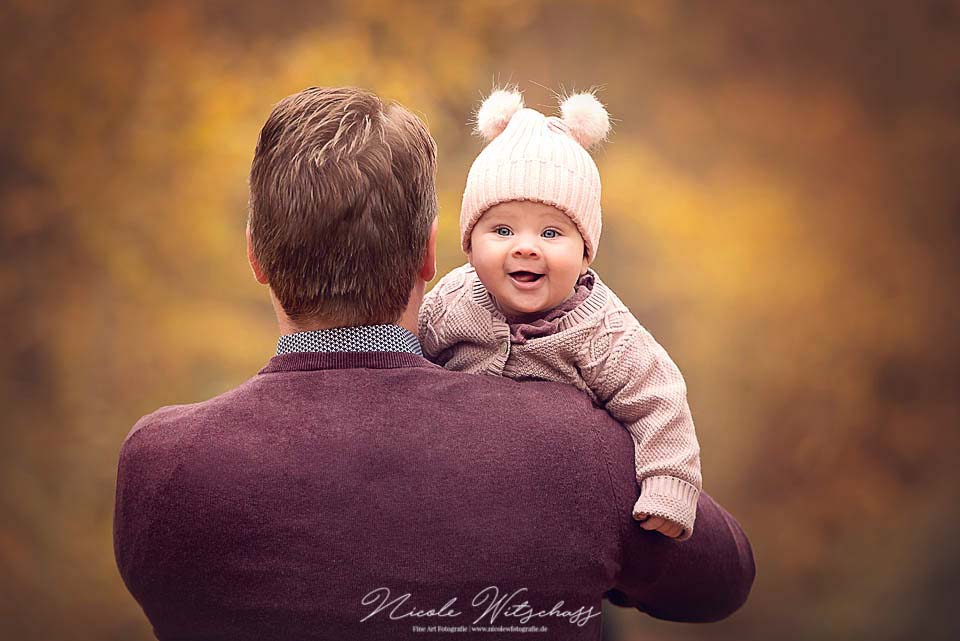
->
418, 263, 702, 540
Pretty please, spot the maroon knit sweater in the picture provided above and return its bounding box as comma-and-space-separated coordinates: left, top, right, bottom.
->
114, 352, 754, 640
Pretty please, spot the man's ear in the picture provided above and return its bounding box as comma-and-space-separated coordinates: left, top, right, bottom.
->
419, 217, 439, 283
246, 222, 270, 285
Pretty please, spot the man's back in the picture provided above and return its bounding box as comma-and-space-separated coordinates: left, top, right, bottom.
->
115, 351, 754, 640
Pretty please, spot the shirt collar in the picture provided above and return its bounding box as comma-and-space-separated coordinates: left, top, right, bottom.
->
276, 324, 423, 357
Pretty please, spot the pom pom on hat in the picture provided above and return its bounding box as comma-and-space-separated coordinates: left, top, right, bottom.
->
560, 92, 610, 149
475, 88, 524, 141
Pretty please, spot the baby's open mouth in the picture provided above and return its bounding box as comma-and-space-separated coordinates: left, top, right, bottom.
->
509, 271, 544, 283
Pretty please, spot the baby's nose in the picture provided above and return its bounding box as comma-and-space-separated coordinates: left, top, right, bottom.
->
511, 241, 540, 258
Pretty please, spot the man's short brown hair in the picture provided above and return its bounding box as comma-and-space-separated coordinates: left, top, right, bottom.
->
249, 86, 437, 325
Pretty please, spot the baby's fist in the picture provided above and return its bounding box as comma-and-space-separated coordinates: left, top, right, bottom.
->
635, 513, 684, 539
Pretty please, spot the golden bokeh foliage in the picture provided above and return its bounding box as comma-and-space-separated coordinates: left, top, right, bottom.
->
1, 1, 958, 639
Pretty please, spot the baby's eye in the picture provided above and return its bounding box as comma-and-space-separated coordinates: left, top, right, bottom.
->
542, 229, 560, 239
495, 226, 512, 237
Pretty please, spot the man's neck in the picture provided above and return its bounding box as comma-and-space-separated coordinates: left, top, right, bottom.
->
270, 288, 422, 337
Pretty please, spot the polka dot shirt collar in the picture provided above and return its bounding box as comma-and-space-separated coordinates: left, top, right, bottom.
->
276, 324, 423, 357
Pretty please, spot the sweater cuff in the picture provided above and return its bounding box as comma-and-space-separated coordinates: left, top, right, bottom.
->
632, 475, 700, 542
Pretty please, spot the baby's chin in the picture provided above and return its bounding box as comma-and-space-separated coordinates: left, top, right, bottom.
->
508, 304, 548, 316
500, 295, 555, 317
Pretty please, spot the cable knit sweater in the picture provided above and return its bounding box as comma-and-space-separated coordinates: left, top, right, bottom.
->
418, 263, 702, 540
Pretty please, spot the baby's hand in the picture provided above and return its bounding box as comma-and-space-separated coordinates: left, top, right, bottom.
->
635, 513, 684, 539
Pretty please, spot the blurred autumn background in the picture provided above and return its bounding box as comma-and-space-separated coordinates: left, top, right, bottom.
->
2, 0, 959, 639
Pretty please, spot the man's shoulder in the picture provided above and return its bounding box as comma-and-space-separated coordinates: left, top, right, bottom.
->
415, 366, 626, 441
120, 376, 261, 453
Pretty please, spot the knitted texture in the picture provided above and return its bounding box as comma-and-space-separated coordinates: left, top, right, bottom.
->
460, 107, 604, 261
419, 264, 703, 539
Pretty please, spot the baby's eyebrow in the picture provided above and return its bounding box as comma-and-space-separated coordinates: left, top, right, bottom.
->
542, 213, 575, 227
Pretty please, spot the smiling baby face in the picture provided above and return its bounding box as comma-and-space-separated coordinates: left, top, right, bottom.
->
468, 200, 589, 318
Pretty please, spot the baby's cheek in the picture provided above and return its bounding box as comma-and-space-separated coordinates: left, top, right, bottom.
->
471, 264, 492, 287
472, 259, 502, 288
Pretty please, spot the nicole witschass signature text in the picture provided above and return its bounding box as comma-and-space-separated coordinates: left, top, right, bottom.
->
360, 586, 600, 628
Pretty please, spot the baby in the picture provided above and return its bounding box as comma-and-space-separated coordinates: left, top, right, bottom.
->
418, 88, 702, 540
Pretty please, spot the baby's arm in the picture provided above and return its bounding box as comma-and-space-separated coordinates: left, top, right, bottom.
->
418, 266, 470, 365
419, 264, 511, 376
418, 280, 445, 361
583, 313, 702, 541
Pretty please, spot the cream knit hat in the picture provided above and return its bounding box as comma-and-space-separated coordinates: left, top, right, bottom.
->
460, 88, 611, 262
